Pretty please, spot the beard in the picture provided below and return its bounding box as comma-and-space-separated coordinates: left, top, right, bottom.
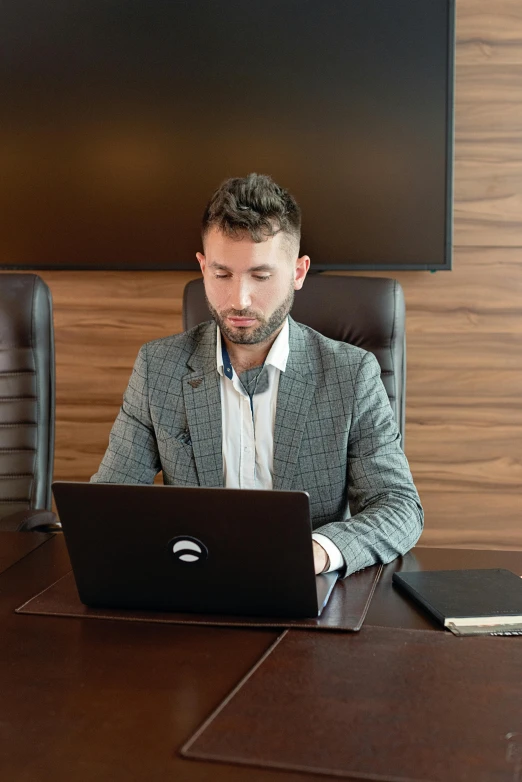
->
205, 285, 295, 345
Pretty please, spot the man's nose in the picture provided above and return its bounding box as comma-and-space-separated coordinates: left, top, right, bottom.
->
230, 279, 252, 311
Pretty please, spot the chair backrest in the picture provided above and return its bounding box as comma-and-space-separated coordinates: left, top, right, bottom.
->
0, 273, 55, 520
183, 275, 406, 439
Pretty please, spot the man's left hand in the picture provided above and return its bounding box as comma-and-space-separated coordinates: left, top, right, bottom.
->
312, 540, 329, 574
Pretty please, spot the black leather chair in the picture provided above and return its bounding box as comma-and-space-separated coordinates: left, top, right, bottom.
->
0, 274, 60, 531
183, 275, 406, 439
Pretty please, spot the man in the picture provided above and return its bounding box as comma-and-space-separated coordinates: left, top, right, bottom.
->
92, 173, 423, 577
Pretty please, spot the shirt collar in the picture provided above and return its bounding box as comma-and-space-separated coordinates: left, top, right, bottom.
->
216, 317, 290, 376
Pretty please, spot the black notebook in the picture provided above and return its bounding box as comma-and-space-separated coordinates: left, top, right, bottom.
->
392, 568, 522, 636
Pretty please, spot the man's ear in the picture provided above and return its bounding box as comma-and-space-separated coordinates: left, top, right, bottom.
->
196, 252, 206, 274
294, 255, 310, 290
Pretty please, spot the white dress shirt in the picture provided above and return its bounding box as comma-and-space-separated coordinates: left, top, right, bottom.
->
216, 319, 344, 573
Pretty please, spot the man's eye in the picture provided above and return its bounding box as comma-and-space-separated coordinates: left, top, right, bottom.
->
215, 274, 229, 279
254, 275, 270, 281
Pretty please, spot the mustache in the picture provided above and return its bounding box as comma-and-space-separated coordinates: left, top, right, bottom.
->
223, 309, 261, 319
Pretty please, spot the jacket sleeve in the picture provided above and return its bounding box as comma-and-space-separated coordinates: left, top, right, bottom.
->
91, 344, 161, 484
314, 351, 424, 577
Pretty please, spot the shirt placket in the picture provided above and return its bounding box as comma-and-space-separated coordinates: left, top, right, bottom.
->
239, 389, 256, 489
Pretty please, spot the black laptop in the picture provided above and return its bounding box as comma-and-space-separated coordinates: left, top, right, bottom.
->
52, 482, 338, 618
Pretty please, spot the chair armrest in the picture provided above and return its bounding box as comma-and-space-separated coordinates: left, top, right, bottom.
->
0, 509, 62, 533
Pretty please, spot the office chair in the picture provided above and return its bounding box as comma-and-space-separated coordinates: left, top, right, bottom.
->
0, 273, 60, 531
182, 275, 406, 439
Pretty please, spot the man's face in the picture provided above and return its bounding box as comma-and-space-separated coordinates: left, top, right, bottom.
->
196, 228, 310, 345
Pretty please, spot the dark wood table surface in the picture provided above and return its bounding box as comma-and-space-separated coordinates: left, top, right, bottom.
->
0, 530, 52, 575
1, 534, 521, 782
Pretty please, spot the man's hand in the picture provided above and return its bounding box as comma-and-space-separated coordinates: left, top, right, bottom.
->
312, 540, 329, 574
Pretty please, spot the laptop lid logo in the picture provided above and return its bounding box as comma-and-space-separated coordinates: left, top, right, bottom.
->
169, 536, 208, 565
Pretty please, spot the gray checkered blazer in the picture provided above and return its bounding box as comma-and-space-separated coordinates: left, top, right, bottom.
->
92, 318, 423, 576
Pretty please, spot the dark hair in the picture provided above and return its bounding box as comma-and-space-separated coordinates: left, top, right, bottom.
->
202, 173, 301, 252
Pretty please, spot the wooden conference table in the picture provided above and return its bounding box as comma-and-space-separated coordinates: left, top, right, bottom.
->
0, 531, 521, 782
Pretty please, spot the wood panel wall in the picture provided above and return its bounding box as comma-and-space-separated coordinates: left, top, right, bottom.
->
4, 0, 522, 549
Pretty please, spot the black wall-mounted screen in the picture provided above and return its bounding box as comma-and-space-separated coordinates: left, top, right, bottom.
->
1, 0, 454, 271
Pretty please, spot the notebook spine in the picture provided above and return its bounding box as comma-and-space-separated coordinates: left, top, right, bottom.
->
392, 575, 445, 626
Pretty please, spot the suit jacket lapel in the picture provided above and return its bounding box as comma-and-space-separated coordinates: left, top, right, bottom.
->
182, 323, 224, 487
272, 319, 316, 490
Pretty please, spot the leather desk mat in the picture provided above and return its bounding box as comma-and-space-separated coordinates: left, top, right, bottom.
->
182, 625, 522, 782
15, 564, 382, 631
